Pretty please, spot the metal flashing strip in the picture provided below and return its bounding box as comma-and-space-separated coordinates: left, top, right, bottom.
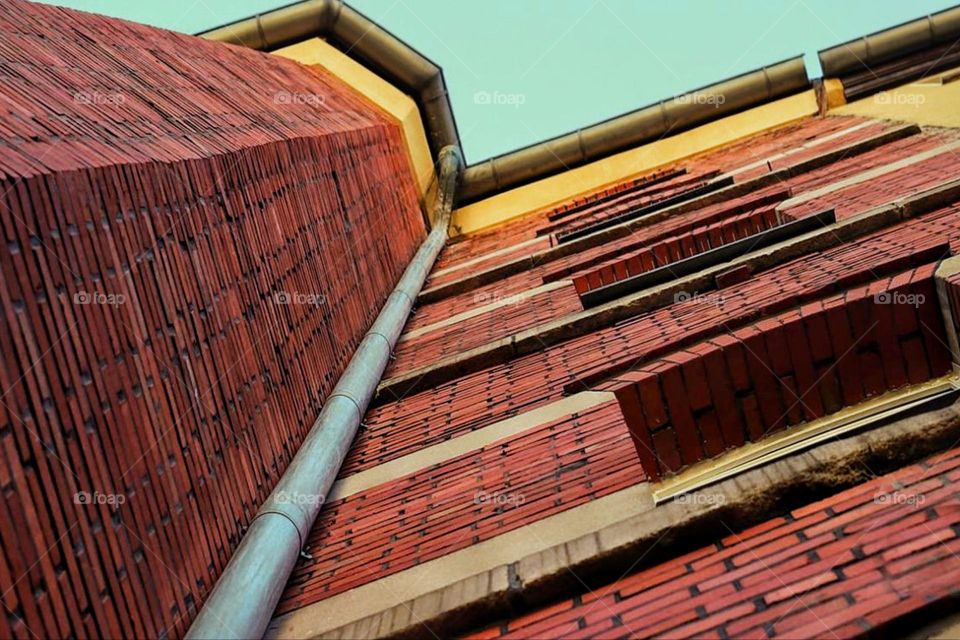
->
653, 375, 960, 504
457, 57, 809, 203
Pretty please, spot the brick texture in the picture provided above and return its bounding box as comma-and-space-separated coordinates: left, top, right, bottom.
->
365, 217, 958, 476
612, 265, 951, 479
416, 125, 925, 344
0, 2, 423, 638
466, 446, 960, 640
543, 170, 721, 241
277, 402, 638, 613
432, 117, 882, 273
571, 203, 781, 296
299, 116, 960, 635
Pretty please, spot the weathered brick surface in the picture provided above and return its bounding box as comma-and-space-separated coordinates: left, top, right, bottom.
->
394, 283, 583, 368
466, 446, 960, 639
409, 126, 943, 362
264, 110, 960, 636
0, 2, 423, 637
362, 215, 958, 476
434, 117, 885, 271
552, 171, 723, 242
4, 11, 957, 634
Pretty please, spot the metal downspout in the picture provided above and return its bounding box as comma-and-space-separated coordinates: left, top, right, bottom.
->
186, 145, 462, 639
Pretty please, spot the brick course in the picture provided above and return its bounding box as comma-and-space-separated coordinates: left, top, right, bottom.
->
467, 446, 960, 640
0, 2, 423, 637
612, 265, 951, 479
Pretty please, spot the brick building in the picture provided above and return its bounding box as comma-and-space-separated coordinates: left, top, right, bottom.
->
1, 0, 960, 638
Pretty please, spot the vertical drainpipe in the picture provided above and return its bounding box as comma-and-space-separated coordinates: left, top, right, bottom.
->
186, 145, 462, 639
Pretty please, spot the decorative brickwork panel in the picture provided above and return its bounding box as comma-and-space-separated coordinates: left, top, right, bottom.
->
0, 2, 423, 638
613, 266, 952, 480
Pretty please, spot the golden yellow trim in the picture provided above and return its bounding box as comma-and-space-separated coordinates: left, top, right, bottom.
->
822, 78, 847, 109
273, 38, 435, 200
830, 65, 960, 129
653, 375, 959, 504
451, 90, 819, 236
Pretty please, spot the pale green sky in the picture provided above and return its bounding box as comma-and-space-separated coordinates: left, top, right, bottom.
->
35, 0, 959, 162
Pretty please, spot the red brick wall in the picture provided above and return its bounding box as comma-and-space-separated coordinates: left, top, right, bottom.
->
942, 270, 960, 357
0, 2, 423, 638
278, 401, 639, 613
467, 445, 960, 640
571, 205, 780, 296
355, 228, 954, 478
613, 266, 952, 480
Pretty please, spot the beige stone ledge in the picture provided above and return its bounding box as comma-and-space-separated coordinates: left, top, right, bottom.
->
401, 280, 572, 342
273, 39, 435, 202
311, 398, 960, 639
329, 391, 612, 501
831, 65, 960, 129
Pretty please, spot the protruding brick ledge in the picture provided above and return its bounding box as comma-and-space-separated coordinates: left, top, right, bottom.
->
613, 262, 952, 480
543, 187, 790, 284
379, 178, 960, 403
304, 399, 960, 639
571, 202, 781, 297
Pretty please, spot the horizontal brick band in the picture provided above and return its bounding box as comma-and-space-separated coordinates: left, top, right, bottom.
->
613, 262, 952, 480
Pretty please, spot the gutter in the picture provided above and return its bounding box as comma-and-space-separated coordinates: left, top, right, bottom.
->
458, 57, 810, 203
199, 5, 809, 206
198, 0, 460, 162
818, 6, 960, 78
185, 145, 462, 640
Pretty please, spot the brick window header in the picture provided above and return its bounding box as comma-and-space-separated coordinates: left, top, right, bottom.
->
613, 264, 952, 481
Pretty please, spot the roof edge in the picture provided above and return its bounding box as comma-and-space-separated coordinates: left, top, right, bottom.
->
818, 5, 960, 78
199, 4, 960, 207
457, 56, 810, 204
198, 0, 461, 162
198, 4, 810, 206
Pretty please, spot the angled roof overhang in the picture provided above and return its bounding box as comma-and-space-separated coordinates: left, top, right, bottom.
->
818, 6, 960, 102
458, 57, 809, 203
199, 1, 811, 206
199, 0, 460, 161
